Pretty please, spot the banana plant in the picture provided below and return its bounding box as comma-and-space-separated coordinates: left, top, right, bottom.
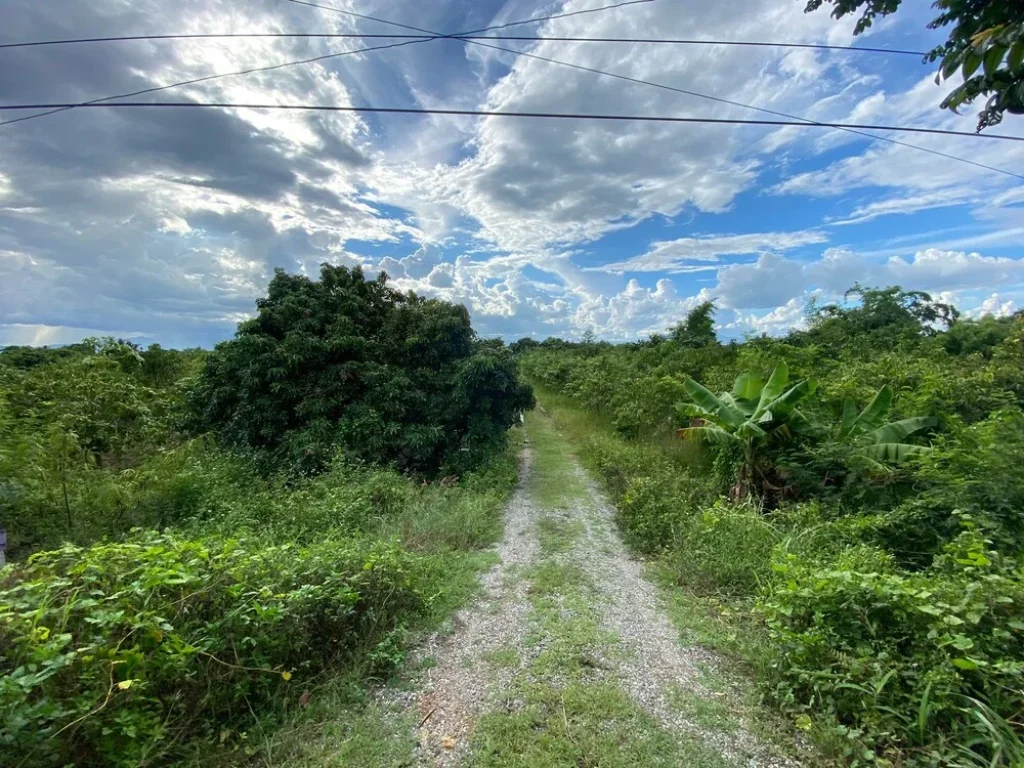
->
837, 385, 936, 472
675, 361, 816, 498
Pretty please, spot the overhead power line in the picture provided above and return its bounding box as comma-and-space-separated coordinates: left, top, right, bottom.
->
0, 0, 649, 128
0, 100, 1020, 142
294, 0, 1023, 182
0, 32, 930, 57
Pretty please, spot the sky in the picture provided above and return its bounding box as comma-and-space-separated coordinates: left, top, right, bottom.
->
1, 0, 1023, 348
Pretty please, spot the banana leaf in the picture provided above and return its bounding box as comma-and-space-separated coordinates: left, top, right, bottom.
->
683, 377, 746, 429
864, 417, 937, 445
754, 361, 790, 418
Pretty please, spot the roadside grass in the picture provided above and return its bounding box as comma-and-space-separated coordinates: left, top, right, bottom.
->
524, 409, 587, 509
196, 431, 525, 767
666, 683, 740, 733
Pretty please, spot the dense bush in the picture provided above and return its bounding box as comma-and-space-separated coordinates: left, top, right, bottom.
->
523, 286, 1024, 765
0, 340, 206, 557
763, 532, 1024, 766
0, 531, 427, 766
187, 264, 533, 476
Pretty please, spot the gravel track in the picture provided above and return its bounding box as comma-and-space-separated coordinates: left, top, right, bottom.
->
386, 427, 800, 767
384, 447, 539, 767
569, 465, 800, 768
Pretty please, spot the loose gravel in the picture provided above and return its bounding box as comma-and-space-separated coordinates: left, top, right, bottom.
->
383, 447, 540, 768
568, 464, 800, 768
385, 427, 801, 767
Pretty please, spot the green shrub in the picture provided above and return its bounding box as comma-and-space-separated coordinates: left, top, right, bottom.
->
0, 531, 428, 766
666, 499, 781, 596
762, 531, 1024, 766
881, 408, 1024, 560
187, 265, 533, 476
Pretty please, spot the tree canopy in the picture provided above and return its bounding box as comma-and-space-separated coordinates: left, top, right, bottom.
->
670, 301, 718, 348
187, 264, 534, 475
805, 0, 1024, 131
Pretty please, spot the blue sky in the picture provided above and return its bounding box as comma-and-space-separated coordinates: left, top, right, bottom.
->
1, 0, 1022, 347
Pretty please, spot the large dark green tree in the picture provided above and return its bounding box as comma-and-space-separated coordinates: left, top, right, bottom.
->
805, 0, 1024, 131
800, 284, 959, 348
188, 264, 534, 475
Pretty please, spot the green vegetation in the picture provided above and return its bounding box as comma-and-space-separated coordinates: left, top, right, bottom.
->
188, 264, 533, 476
805, 0, 1024, 132
520, 285, 1024, 767
0, 267, 531, 766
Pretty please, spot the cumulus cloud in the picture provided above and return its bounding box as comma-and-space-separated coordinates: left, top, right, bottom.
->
711, 248, 1024, 311
2, 0, 1022, 347
724, 298, 809, 337
369, 0, 862, 253
715, 253, 808, 309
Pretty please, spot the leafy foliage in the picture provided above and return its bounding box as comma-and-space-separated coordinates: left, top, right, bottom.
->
764, 531, 1024, 766
0, 340, 203, 557
0, 532, 427, 766
669, 301, 718, 348
805, 0, 1024, 131
521, 284, 1024, 765
676, 361, 817, 498
0, 279, 526, 765
187, 264, 533, 476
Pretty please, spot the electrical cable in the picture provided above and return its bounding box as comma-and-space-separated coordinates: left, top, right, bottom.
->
0, 32, 930, 58
295, 0, 1023, 182
0, 0, 651, 128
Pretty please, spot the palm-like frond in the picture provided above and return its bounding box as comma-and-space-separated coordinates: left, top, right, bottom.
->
754, 361, 789, 418
678, 425, 742, 444
683, 377, 746, 429
864, 417, 937, 445
857, 442, 932, 463
839, 385, 893, 438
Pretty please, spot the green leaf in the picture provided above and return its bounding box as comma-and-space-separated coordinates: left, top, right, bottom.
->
681, 425, 742, 445
682, 378, 745, 429
962, 50, 983, 79
765, 379, 816, 419
754, 361, 790, 418
838, 398, 858, 439
1009, 40, 1024, 72
941, 52, 963, 81
852, 386, 893, 435
952, 658, 978, 671
983, 45, 1006, 77
731, 372, 762, 404
865, 417, 937, 445
858, 442, 931, 464
950, 634, 974, 650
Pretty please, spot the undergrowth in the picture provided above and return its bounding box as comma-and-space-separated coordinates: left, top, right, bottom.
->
0, 434, 522, 767
534, 388, 1024, 768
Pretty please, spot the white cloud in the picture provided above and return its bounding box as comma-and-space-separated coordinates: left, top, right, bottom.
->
828, 188, 978, 226
2, 0, 1022, 347
597, 230, 828, 273
715, 253, 808, 309
724, 297, 808, 337
573, 279, 707, 339
884, 249, 1024, 292
711, 247, 1024, 312
967, 293, 1016, 319
371, 0, 861, 254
